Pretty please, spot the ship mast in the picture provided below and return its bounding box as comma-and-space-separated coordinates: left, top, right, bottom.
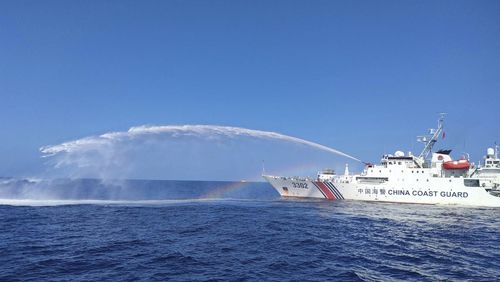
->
417, 113, 445, 162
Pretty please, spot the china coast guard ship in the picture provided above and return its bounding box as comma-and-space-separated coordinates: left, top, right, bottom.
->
263, 116, 500, 207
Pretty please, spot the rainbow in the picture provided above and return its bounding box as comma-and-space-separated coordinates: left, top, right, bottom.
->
199, 181, 253, 199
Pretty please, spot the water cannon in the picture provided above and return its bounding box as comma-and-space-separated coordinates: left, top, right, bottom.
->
363, 161, 374, 167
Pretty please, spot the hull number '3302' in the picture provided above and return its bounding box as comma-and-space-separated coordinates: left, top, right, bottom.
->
292, 182, 308, 189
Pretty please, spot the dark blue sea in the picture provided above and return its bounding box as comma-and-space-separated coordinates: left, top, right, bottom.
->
0, 179, 499, 281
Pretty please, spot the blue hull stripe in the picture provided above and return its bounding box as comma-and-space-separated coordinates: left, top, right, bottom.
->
325, 182, 342, 199
329, 182, 344, 200
325, 182, 344, 199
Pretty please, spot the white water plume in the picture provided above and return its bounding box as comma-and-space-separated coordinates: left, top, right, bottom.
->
42, 125, 360, 160
40, 125, 361, 179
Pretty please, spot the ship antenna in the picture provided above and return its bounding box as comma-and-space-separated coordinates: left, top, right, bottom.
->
495, 142, 499, 159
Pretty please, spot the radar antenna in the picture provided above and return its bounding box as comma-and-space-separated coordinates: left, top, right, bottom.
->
495, 142, 499, 159
417, 113, 446, 160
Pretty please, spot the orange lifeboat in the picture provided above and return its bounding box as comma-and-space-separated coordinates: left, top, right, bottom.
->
443, 159, 470, 170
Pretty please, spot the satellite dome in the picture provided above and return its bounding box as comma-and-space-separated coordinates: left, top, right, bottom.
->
395, 151, 404, 157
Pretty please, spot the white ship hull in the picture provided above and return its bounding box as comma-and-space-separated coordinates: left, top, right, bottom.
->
263, 175, 500, 207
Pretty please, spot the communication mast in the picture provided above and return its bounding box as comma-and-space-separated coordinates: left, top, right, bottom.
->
416, 113, 446, 163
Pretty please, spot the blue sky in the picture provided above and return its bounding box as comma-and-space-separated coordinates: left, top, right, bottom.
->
1, 0, 499, 179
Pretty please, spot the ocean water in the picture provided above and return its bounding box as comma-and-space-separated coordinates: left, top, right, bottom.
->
0, 179, 499, 281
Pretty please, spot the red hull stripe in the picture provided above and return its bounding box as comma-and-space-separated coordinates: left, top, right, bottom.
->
315, 182, 336, 200
313, 183, 328, 198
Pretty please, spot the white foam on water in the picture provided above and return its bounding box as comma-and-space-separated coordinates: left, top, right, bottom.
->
0, 198, 271, 207
0, 198, 219, 207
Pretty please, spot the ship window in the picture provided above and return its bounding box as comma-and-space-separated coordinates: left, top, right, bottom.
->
398, 162, 402, 165
464, 179, 480, 187
412, 171, 414, 173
